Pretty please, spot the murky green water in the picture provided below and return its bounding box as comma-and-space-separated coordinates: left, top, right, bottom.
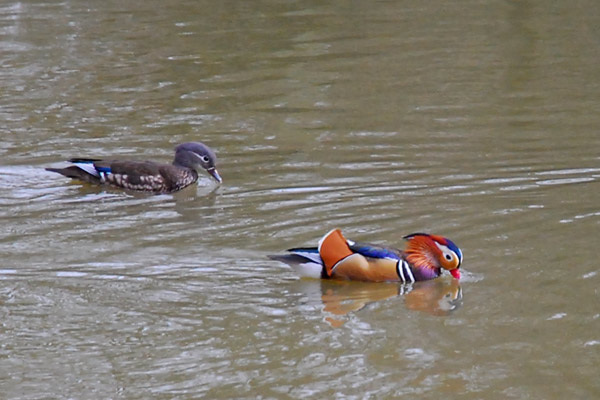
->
1, 1, 599, 398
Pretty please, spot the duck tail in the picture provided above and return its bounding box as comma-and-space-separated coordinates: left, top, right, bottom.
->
268, 250, 326, 279
46, 165, 101, 184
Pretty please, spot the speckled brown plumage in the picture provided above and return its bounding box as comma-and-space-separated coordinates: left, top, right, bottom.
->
46, 142, 221, 194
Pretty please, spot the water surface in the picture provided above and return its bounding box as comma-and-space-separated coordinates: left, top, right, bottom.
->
1, 1, 599, 398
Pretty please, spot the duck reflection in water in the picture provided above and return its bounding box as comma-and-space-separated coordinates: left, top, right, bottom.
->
300, 277, 462, 327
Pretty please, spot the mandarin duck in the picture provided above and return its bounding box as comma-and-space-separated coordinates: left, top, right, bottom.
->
46, 142, 222, 193
270, 229, 462, 283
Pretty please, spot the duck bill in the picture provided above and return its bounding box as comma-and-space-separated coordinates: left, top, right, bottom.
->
450, 268, 461, 280
207, 168, 222, 183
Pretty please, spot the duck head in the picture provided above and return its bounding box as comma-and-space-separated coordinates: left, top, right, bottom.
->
403, 233, 463, 279
174, 142, 222, 183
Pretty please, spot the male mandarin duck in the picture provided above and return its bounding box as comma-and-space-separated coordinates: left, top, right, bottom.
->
46, 142, 222, 193
270, 229, 463, 283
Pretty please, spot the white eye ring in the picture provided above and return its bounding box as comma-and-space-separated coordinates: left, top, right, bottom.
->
200, 155, 210, 163
445, 254, 453, 261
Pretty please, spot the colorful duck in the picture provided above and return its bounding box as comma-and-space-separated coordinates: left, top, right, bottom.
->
46, 142, 222, 193
270, 229, 463, 282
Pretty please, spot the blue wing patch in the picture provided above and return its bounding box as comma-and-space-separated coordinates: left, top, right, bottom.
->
349, 242, 402, 260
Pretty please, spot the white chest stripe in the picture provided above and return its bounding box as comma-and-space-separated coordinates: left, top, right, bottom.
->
403, 260, 415, 283
396, 260, 415, 283
397, 261, 406, 282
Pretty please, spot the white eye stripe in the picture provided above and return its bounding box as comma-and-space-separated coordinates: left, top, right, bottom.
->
434, 242, 457, 262
195, 154, 211, 163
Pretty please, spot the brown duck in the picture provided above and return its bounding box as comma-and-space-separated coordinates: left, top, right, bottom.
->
46, 142, 222, 193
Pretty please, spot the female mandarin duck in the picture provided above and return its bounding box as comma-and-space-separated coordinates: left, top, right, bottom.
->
270, 229, 463, 283
46, 142, 222, 193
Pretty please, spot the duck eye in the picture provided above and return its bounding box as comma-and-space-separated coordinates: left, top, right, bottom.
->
445, 254, 452, 261
200, 155, 210, 163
